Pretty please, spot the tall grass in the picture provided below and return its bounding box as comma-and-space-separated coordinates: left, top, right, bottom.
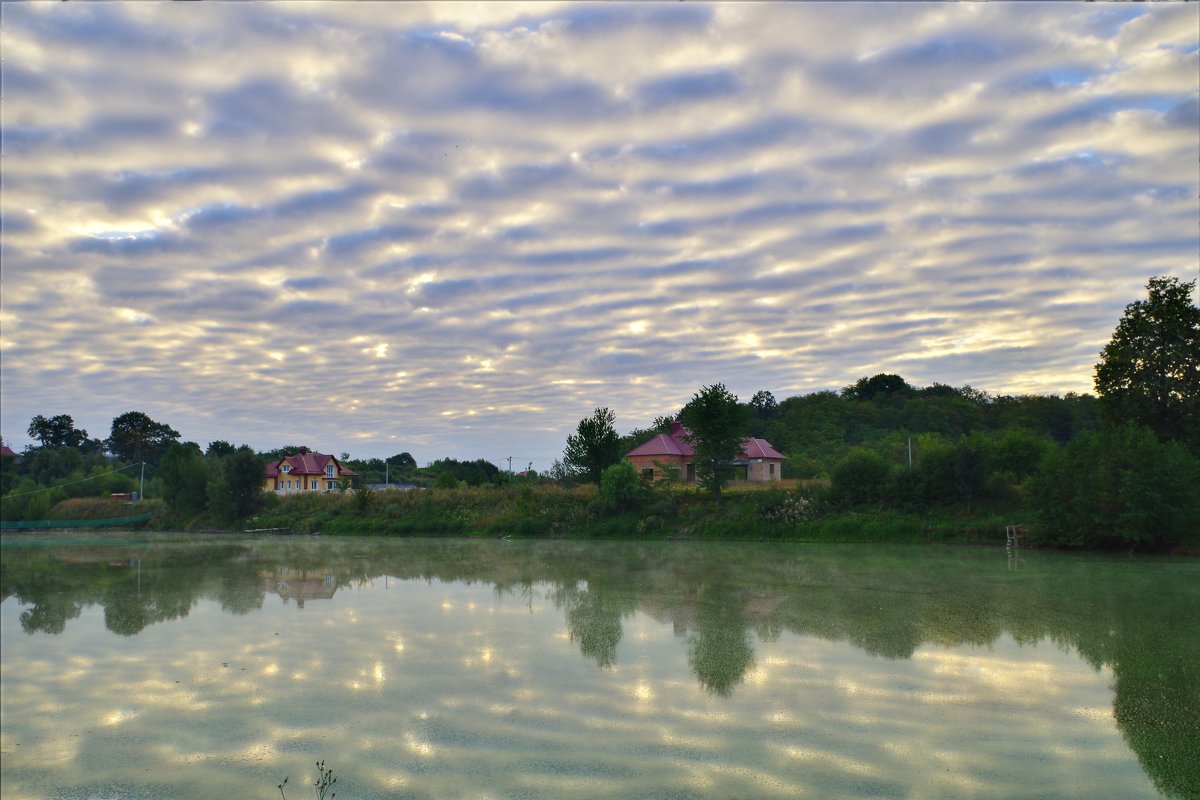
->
238, 482, 960, 541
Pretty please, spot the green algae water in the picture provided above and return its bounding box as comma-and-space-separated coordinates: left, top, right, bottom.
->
1, 535, 1196, 800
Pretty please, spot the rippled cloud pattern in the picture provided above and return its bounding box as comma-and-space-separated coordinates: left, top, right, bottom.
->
2, 3, 1197, 461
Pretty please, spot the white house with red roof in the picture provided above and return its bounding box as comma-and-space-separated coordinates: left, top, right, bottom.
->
625, 421, 785, 483
263, 447, 358, 494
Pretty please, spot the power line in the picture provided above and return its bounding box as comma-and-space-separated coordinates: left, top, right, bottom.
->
4, 461, 145, 498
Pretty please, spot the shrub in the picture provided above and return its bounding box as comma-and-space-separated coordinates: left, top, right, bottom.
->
784, 457, 823, 480
599, 461, 644, 514
831, 449, 892, 508
914, 436, 986, 509
352, 485, 375, 515
986, 429, 1053, 482
1029, 424, 1200, 548
48, 497, 131, 520
758, 490, 816, 525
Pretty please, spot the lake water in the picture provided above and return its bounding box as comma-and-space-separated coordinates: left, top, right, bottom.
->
1, 535, 1196, 800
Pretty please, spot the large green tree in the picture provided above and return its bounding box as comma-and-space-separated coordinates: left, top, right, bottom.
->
27, 414, 93, 450
205, 440, 237, 458
158, 442, 209, 516
842, 373, 914, 402
563, 407, 622, 485
206, 445, 264, 522
223, 446, 266, 519
106, 411, 180, 465
679, 383, 748, 505
1094, 276, 1200, 454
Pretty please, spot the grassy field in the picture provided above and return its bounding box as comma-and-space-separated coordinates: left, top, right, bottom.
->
146, 480, 1024, 544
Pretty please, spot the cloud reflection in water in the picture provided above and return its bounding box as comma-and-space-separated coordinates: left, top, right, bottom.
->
0, 538, 1193, 799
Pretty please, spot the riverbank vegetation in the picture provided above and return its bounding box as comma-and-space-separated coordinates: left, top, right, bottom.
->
147, 427, 1193, 551
2, 276, 1197, 550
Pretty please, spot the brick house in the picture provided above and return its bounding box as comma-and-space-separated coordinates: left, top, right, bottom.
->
625, 421, 785, 483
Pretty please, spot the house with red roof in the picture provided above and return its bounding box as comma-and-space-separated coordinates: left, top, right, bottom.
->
263, 447, 358, 494
625, 421, 785, 483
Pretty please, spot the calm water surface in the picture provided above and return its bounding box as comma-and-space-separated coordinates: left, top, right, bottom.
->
1, 535, 1196, 800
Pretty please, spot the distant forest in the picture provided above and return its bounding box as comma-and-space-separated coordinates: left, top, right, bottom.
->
628, 375, 1099, 481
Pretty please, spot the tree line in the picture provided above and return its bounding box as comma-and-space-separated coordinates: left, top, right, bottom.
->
3, 276, 1197, 548
557, 275, 1199, 549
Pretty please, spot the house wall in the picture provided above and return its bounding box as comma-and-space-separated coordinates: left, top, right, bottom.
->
626, 457, 781, 483
266, 474, 326, 493
746, 459, 782, 482
629, 458, 783, 483
627, 454, 690, 481
629, 457, 785, 483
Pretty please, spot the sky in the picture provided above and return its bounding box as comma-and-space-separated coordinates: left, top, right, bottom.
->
1, 2, 1197, 467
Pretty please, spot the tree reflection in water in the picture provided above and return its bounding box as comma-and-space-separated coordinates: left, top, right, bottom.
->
2, 537, 1196, 798
555, 581, 628, 669
685, 581, 756, 697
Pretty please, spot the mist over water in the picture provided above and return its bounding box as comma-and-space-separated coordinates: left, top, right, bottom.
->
1, 536, 1196, 799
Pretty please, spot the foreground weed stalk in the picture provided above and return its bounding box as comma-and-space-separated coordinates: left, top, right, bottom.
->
278, 760, 337, 800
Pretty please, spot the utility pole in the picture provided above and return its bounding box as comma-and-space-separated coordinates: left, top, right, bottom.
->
507, 456, 513, 474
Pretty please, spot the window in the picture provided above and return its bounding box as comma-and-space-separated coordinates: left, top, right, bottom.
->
282, 464, 290, 473
311, 480, 318, 490
326, 465, 335, 478
769, 463, 775, 476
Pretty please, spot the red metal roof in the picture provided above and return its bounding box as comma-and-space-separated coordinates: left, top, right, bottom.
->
264, 448, 358, 478
740, 438, 786, 460
625, 421, 693, 458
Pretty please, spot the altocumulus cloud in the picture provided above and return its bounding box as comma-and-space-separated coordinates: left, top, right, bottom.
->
1, 2, 1196, 464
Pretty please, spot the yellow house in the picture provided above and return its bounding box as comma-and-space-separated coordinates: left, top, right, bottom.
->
263, 447, 358, 493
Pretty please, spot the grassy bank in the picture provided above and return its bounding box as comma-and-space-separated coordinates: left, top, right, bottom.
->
151, 482, 1025, 544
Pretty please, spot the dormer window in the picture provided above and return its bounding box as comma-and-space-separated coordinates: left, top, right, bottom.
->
281, 465, 290, 473
326, 465, 335, 478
